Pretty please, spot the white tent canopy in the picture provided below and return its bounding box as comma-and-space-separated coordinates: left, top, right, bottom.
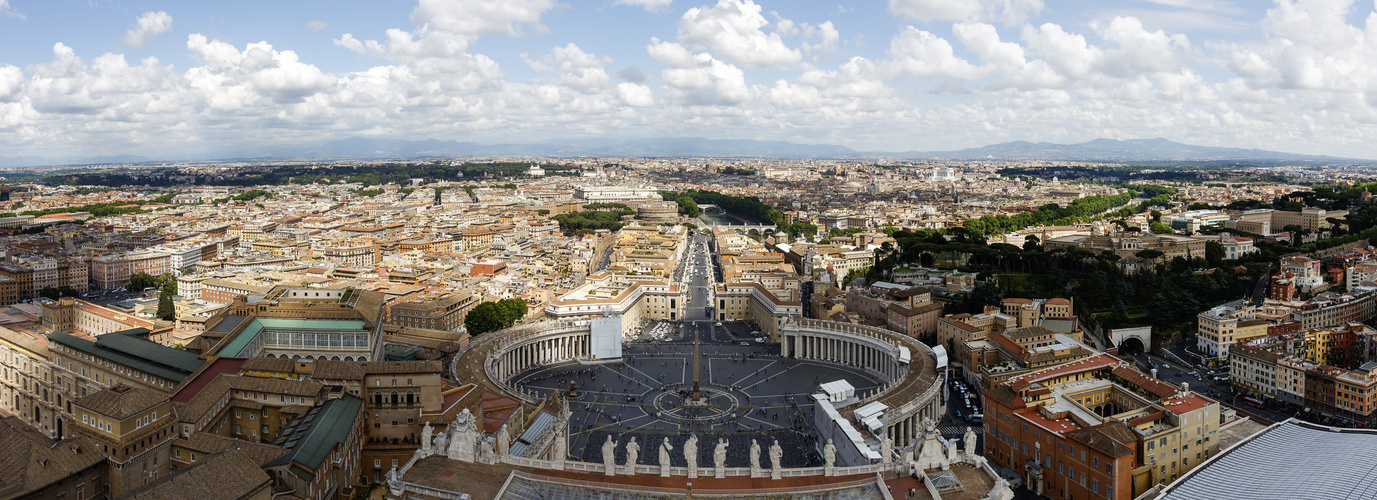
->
819, 379, 855, 403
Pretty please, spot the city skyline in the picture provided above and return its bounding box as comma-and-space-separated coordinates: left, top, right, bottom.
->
1, 0, 1376, 159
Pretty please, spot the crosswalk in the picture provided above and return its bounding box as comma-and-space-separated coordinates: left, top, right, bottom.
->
938, 425, 983, 437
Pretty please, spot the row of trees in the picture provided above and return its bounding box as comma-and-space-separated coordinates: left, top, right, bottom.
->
959, 193, 1133, 237
464, 299, 528, 335
552, 206, 636, 234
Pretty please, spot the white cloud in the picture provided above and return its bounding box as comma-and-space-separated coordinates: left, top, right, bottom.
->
616, 82, 655, 106
121, 11, 173, 49
0, 65, 22, 102
614, 0, 674, 13
186, 34, 336, 105
14, 0, 1377, 159
887, 0, 1043, 26
0, 0, 24, 20
336, 0, 556, 61
523, 43, 614, 94
884, 26, 982, 80
678, 0, 801, 68
306, 20, 329, 32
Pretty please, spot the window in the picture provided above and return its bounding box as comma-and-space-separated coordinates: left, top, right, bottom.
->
374, 459, 381, 468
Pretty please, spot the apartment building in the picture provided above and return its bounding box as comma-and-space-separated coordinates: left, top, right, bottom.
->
91, 250, 171, 290
72, 385, 176, 495
984, 354, 1220, 498
388, 290, 480, 332
321, 244, 379, 268
42, 297, 157, 337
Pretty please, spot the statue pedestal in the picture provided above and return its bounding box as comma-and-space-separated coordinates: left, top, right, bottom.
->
714, 465, 724, 479
750, 467, 763, 478
771, 467, 781, 480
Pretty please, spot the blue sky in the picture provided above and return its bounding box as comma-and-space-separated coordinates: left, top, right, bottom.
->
0, 0, 1373, 159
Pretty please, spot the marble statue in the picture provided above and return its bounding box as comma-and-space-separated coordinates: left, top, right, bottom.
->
602, 436, 618, 475
433, 431, 447, 456
964, 427, 978, 460
494, 424, 510, 456
479, 437, 496, 464
823, 439, 837, 474
914, 417, 951, 471
421, 422, 433, 453
713, 438, 729, 478
684, 434, 699, 478
749, 439, 762, 475
659, 438, 674, 477
624, 437, 640, 475
448, 409, 478, 462
881, 436, 893, 465
551, 428, 567, 464
769, 439, 784, 480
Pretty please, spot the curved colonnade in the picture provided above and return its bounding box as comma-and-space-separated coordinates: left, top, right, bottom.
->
779, 318, 944, 449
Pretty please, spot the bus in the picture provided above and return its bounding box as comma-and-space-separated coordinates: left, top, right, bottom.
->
1242, 397, 1264, 408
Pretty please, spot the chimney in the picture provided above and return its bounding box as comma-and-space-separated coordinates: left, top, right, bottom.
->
1151, 368, 1157, 379
1182, 382, 1190, 394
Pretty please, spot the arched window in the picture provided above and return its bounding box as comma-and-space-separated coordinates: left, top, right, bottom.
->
390, 392, 398, 405
374, 392, 383, 406
406, 392, 414, 405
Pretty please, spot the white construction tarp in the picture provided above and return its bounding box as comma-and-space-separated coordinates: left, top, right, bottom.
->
855, 401, 888, 421
931, 345, 947, 369
898, 346, 912, 365
862, 416, 884, 433
819, 379, 855, 403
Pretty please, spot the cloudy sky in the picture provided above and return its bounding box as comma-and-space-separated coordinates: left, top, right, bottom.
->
1, 0, 1376, 159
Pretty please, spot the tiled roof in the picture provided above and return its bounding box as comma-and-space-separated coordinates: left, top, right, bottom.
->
77, 385, 166, 420
360, 360, 443, 375
0, 417, 107, 497
1066, 422, 1136, 458
176, 433, 286, 466
113, 449, 271, 500
312, 359, 365, 380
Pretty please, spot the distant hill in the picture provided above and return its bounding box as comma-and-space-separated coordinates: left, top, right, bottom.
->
908, 138, 1358, 163
254, 136, 859, 159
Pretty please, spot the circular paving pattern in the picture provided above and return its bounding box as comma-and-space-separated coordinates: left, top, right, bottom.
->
508, 321, 884, 468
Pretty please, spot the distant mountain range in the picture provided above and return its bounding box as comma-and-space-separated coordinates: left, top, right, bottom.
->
250, 136, 860, 159
907, 138, 1357, 163
0, 136, 1364, 168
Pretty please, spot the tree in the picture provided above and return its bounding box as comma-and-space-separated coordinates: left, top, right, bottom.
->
1135, 249, 1164, 264
1023, 235, 1041, 252
675, 196, 701, 217
39, 287, 61, 300
1150, 210, 1162, 223
1149, 221, 1173, 234
496, 298, 528, 328
1204, 241, 1225, 267
464, 302, 506, 335
465, 299, 529, 335
126, 272, 162, 291
156, 292, 175, 321
920, 252, 935, 268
